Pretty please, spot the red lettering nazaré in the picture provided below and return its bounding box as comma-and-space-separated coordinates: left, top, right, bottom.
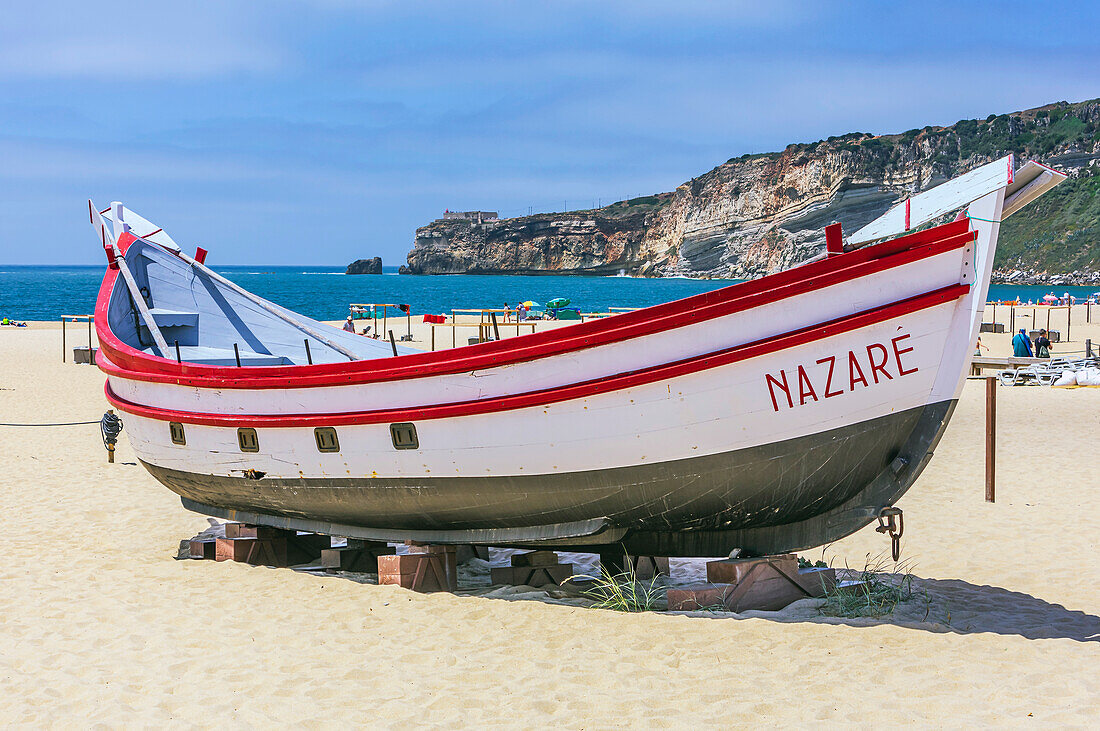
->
866, 343, 893, 383
797, 365, 819, 405
817, 356, 843, 398
766, 370, 793, 412
848, 350, 869, 390
891, 333, 918, 375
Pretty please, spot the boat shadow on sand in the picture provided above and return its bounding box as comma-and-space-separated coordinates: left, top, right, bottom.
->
458, 565, 1100, 643
721, 576, 1100, 643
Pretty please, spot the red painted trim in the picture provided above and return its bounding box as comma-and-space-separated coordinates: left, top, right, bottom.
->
104, 284, 969, 427
97, 220, 975, 390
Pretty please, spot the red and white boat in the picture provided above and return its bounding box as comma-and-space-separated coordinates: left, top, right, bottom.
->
93, 156, 1064, 556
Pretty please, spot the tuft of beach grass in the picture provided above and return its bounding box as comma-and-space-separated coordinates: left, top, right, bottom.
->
569, 556, 665, 612
819, 554, 925, 618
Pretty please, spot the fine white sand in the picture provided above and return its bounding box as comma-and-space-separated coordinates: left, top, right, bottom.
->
1, 315, 1098, 726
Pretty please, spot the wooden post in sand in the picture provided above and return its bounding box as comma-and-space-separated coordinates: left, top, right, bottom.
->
1009, 306, 1015, 334
1066, 305, 1071, 341
985, 377, 996, 503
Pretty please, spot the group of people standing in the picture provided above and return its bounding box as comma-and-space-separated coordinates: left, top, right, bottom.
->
502, 302, 528, 322
1011, 328, 1053, 358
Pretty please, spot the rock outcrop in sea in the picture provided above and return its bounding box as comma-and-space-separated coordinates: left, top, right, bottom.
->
346, 257, 383, 275
406, 99, 1100, 284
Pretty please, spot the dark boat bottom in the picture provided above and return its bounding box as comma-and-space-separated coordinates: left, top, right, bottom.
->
151, 400, 956, 557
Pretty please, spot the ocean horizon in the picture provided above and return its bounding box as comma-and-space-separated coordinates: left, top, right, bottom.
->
2, 264, 1097, 322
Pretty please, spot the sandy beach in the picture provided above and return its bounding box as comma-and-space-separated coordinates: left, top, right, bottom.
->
1, 312, 1098, 726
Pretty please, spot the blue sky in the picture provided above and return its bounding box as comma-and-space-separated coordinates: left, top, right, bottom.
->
2, 1, 1097, 265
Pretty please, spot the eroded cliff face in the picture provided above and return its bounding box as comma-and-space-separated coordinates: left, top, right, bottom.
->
407, 201, 666, 276
406, 99, 1100, 280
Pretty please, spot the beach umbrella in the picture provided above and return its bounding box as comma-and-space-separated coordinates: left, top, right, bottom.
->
1042, 294, 1058, 302
523, 301, 540, 309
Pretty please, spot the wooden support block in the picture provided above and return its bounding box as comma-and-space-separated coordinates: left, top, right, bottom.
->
286, 533, 332, 565
725, 572, 808, 612
667, 584, 733, 611
510, 550, 560, 567
490, 564, 574, 588
455, 544, 490, 563
667, 578, 808, 613
598, 551, 669, 579
215, 536, 288, 567
377, 553, 456, 592
669, 554, 815, 612
599, 548, 627, 575
631, 556, 670, 580
320, 545, 395, 573
188, 539, 216, 560
705, 554, 797, 584
403, 544, 458, 586
796, 567, 837, 597
224, 523, 288, 540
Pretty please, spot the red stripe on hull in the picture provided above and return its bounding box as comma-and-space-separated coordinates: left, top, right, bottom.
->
105, 284, 969, 427
97, 220, 975, 390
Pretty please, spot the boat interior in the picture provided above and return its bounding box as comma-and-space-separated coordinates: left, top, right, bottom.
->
108, 236, 416, 365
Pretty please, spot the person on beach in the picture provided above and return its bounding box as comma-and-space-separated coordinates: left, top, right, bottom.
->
1012, 328, 1034, 357
516, 302, 527, 322
1035, 329, 1052, 358
503, 303, 511, 322
974, 336, 989, 357
343, 316, 355, 333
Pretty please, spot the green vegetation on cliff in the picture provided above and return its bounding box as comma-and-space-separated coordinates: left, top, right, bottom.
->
756, 99, 1100, 276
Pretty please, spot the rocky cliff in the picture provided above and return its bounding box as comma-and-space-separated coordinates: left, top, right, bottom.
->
406, 99, 1100, 284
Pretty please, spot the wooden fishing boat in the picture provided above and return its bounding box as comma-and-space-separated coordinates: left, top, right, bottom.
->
93, 156, 1065, 556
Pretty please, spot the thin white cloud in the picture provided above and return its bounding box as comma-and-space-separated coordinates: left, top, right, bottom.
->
0, 1, 284, 80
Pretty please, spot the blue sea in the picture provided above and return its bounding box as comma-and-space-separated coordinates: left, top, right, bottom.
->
1, 265, 1097, 322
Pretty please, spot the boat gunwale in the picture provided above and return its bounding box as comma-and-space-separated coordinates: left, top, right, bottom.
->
104, 282, 970, 427
96, 219, 975, 389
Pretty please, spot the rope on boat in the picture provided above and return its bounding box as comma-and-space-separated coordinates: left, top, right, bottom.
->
966, 215, 1003, 223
